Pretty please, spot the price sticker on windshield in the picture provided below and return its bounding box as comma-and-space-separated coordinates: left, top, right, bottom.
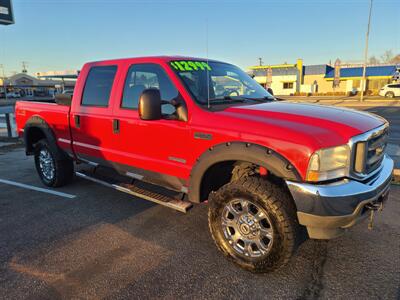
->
170, 61, 212, 72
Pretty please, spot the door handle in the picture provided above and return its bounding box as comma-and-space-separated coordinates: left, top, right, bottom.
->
113, 119, 120, 134
74, 115, 80, 128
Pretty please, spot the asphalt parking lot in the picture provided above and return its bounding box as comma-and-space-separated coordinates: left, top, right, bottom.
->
361, 106, 400, 168
0, 147, 399, 299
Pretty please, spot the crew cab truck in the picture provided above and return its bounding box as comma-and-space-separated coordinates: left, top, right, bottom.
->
15, 56, 393, 273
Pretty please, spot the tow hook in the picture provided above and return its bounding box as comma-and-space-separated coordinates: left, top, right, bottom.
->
366, 202, 384, 230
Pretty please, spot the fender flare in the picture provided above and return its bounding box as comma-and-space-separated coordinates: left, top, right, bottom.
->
188, 142, 301, 203
23, 116, 63, 158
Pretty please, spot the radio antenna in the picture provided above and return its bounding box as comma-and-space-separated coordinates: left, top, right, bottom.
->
206, 18, 210, 109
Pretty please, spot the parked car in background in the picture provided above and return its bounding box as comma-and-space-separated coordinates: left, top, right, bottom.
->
6, 91, 21, 98
379, 83, 400, 98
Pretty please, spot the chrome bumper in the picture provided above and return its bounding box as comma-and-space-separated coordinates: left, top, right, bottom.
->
286, 155, 394, 239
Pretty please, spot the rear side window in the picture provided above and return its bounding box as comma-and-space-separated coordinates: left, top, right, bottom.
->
81, 66, 117, 107
121, 64, 178, 110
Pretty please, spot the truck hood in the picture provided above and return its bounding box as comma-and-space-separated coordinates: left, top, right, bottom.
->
221, 101, 385, 147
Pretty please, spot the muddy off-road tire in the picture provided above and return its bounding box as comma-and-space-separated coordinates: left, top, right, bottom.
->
34, 139, 74, 187
231, 162, 255, 182
208, 176, 300, 273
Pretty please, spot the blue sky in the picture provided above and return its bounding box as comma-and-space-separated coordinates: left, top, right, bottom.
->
1, 0, 399, 76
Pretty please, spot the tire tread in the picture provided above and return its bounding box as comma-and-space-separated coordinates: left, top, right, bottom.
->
208, 176, 300, 272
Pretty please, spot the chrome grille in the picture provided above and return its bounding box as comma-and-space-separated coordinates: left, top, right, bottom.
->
352, 124, 389, 177
365, 128, 388, 173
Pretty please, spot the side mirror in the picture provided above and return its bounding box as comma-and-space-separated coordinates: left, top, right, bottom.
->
139, 88, 162, 120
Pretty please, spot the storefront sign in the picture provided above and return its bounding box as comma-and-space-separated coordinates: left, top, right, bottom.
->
333, 58, 341, 88
266, 67, 272, 86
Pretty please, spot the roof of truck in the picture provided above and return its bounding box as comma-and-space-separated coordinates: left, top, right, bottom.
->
86, 56, 223, 65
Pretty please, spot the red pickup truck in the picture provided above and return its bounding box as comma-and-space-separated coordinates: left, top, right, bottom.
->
15, 56, 393, 272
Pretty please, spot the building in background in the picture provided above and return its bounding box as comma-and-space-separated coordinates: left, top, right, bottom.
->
302, 64, 334, 94
324, 64, 398, 94
249, 60, 398, 96
0, 71, 77, 98
250, 59, 303, 95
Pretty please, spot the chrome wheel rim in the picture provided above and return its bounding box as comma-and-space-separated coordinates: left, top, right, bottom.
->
221, 198, 273, 258
39, 149, 55, 181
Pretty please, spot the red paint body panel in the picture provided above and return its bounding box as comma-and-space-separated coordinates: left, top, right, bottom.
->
15, 56, 385, 182
15, 101, 72, 151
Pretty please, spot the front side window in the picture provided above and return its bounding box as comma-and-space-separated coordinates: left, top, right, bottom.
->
121, 64, 178, 113
169, 60, 274, 107
82, 66, 117, 107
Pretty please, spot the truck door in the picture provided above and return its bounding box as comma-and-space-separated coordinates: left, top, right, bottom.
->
70, 64, 119, 165
111, 63, 191, 190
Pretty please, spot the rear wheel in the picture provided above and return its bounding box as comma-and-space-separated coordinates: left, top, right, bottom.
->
385, 92, 395, 98
34, 139, 74, 187
208, 176, 300, 273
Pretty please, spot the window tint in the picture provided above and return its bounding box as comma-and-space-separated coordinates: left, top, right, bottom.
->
82, 66, 117, 107
388, 84, 400, 88
121, 64, 178, 112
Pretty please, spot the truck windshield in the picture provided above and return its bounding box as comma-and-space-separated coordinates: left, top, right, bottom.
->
169, 60, 274, 106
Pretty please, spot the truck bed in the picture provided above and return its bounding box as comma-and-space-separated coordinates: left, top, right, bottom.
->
15, 101, 72, 153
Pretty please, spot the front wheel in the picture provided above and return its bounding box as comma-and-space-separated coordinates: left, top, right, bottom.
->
208, 176, 300, 273
34, 139, 74, 187
385, 92, 395, 98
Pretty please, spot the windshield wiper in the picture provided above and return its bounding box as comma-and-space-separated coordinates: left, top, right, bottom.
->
241, 96, 276, 102
206, 95, 275, 106
207, 96, 247, 104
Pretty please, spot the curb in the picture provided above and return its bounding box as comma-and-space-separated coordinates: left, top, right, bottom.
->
0, 138, 22, 150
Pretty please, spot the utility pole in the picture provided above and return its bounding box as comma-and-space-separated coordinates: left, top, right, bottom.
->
360, 0, 373, 102
21, 61, 28, 73
258, 57, 263, 66
0, 64, 7, 100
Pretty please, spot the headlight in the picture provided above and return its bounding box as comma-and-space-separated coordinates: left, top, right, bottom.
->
306, 145, 350, 182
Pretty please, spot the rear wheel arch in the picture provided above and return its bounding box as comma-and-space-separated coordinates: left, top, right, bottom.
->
188, 142, 301, 203
24, 116, 60, 157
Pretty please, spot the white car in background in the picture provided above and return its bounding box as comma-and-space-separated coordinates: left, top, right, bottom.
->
379, 83, 400, 98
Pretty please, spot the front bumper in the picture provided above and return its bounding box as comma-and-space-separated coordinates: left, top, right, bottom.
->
286, 155, 394, 239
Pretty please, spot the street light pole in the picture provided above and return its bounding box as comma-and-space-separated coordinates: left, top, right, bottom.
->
0, 64, 7, 101
360, 0, 373, 102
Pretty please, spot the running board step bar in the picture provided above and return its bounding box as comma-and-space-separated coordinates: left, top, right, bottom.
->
76, 171, 193, 213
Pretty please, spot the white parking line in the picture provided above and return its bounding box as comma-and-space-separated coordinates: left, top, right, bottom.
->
0, 179, 76, 199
